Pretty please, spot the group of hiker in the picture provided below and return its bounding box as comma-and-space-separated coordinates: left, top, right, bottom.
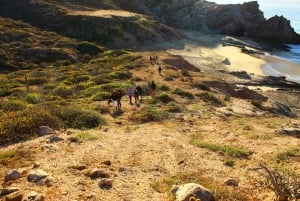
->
108, 54, 161, 114
108, 81, 157, 114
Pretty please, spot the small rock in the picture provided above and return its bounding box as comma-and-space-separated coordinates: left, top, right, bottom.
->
224, 178, 239, 186
66, 130, 74, 135
27, 169, 49, 183
87, 168, 109, 179
0, 187, 19, 196
47, 135, 63, 143
118, 167, 126, 172
4, 169, 22, 182
102, 160, 112, 166
39, 126, 57, 136
4, 191, 23, 201
32, 162, 40, 169
26, 191, 45, 201
41, 144, 58, 151
68, 137, 80, 143
99, 178, 113, 189
69, 165, 87, 171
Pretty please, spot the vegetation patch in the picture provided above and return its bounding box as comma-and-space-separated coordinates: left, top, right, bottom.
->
129, 106, 169, 123
56, 108, 106, 129
0, 107, 60, 146
165, 102, 184, 113
151, 171, 251, 201
274, 148, 300, 164
76, 41, 104, 55
157, 93, 174, 103
75, 132, 102, 141
190, 140, 252, 159
173, 88, 194, 99
196, 92, 224, 106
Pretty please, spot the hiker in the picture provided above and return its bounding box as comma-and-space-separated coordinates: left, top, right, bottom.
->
109, 90, 118, 113
150, 81, 156, 99
136, 85, 143, 100
127, 87, 134, 104
116, 89, 123, 109
158, 65, 162, 76
133, 88, 139, 104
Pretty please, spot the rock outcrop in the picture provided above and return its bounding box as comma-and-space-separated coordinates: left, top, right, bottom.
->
118, 0, 300, 44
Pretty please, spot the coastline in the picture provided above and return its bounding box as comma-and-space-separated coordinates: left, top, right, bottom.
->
153, 30, 300, 84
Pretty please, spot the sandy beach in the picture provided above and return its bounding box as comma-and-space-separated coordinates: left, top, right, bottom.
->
163, 31, 300, 83
213, 44, 266, 76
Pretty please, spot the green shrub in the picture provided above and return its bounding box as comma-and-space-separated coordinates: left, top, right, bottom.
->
197, 92, 224, 106
157, 93, 174, 103
129, 107, 169, 123
25, 93, 40, 104
159, 84, 170, 91
25, 77, 48, 85
53, 85, 73, 98
190, 140, 252, 159
173, 88, 194, 99
1, 99, 27, 112
181, 69, 191, 76
107, 70, 132, 80
56, 108, 106, 129
92, 76, 111, 85
76, 41, 104, 55
0, 107, 60, 146
68, 75, 90, 83
165, 102, 184, 113
91, 92, 111, 101
164, 75, 174, 81
193, 83, 210, 91
75, 132, 102, 141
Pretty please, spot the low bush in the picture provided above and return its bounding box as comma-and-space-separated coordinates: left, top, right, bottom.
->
157, 93, 174, 103
53, 85, 73, 98
165, 102, 184, 113
91, 92, 111, 101
129, 106, 169, 123
76, 41, 104, 55
1, 99, 27, 112
0, 107, 60, 146
196, 92, 224, 106
56, 108, 106, 129
173, 88, 194, 99
190, 140, 252, 159
25, 93, 40, 104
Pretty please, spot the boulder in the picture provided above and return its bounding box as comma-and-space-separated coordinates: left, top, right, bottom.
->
4, 191, 23, 201
27, 169, 49, 183
4, 169, 22, 182
224, 178, 239, 186
277, 128, 300, 138
99, 178, 113, 189
173, 183, 215, 201
47, 134, 63, 143
1, 187, 19, 196
39, 126, 57, 136
86, 168, 110, 179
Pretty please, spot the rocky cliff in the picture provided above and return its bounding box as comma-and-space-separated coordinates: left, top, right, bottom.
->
115, 0, 300, 44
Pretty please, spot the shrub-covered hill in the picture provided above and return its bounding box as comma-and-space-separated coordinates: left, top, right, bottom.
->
0, 0, 180, 47
0, 17, 105, 72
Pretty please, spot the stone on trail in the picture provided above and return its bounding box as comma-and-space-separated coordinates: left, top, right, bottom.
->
173, 183, 215, 201
4, 169, 22, 182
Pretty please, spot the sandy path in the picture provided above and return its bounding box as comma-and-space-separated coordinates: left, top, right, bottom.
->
69, 10, 141, 18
